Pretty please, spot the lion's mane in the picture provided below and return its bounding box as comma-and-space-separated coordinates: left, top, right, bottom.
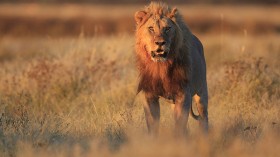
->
135, 2, 194, 98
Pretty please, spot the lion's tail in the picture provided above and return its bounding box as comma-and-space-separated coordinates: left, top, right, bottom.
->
190, 104, 200, 120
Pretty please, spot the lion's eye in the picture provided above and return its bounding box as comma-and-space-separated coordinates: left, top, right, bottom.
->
148, 27, 154, 32
165, 27, 171, 32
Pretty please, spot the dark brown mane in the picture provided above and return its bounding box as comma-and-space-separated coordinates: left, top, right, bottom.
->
137, 51, 190, 98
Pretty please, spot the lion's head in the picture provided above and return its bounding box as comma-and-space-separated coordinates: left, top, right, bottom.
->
135, 2, 183, 63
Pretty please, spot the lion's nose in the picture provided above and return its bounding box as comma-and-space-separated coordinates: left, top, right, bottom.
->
155, 41, 166, 46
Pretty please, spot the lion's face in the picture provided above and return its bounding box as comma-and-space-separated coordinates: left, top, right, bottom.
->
143, 17, 176, 62
135, 9, 179, 62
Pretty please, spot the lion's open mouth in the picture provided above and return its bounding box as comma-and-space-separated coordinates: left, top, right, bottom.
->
151, 49, 168, 62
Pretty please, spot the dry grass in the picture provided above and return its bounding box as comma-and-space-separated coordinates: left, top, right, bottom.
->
0, 33, 279, 157
0, 3, 280, 156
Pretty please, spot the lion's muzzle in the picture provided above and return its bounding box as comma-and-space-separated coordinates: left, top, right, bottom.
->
151, 49, 169, 62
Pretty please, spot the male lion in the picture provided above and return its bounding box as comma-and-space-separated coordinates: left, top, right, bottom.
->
135, 2, 208, 135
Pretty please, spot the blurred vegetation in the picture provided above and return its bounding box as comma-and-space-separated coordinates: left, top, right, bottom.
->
0, 0, 279, 4
0, 5, 279, 37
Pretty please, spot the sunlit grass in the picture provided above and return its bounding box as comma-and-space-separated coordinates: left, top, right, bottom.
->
0, 34, 279, 157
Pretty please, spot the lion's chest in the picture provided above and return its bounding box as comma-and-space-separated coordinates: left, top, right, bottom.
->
151, 78, 174, 98
138, 61, 189, 99
139, 73, 186, 100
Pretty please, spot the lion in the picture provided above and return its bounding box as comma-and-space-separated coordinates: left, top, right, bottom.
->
135, 2, 208, 135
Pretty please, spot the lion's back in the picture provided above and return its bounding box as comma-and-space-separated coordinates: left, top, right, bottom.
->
190, 34, 208, 96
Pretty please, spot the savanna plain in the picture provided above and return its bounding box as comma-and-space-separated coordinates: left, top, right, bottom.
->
0, 4, 279, 157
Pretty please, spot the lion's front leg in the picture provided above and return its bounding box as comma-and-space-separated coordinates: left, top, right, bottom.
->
174, 89, 191, 136
143, 92, 160, 135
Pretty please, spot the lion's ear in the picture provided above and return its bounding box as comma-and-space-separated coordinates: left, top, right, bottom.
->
169, 8, 178, 19
135, 11, 147, 25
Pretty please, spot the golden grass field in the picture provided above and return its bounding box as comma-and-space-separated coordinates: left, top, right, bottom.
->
0, 4, 280, 157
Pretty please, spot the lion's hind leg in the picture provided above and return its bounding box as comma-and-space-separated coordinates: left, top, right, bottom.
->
193, 94, 208, 132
